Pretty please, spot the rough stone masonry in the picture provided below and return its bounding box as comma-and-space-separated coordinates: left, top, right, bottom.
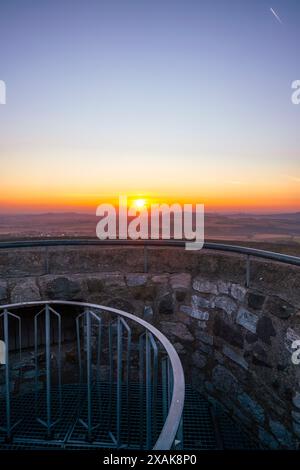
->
0, 245, 300, 449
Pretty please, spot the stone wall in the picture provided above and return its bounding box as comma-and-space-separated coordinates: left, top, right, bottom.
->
0, 245, 300, 449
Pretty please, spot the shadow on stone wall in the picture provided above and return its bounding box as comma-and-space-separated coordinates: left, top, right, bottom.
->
1, 246, 300, 449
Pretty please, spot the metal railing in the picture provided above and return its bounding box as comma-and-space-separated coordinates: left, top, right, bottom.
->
0, 301, 185, 450
0, 239, 299, 288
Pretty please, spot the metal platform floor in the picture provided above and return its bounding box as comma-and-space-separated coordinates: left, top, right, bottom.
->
0, 383, 257, 450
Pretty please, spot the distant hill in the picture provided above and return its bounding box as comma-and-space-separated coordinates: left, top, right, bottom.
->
0, 212, 299, 252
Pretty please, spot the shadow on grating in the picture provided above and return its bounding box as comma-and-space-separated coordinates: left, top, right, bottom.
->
183, 387, 258, 450
0, 383, 257, 450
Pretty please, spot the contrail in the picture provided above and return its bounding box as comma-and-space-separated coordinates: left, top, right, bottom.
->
270, 7, 283, 24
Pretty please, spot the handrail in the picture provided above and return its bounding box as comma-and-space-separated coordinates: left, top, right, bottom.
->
0, 239, 299, 267
0, 300, 185, 451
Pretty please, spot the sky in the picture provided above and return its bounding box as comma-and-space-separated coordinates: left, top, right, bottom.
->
0, 0, 299, 213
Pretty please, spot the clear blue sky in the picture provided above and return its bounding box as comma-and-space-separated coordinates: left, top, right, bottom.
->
0, 0, 299, 212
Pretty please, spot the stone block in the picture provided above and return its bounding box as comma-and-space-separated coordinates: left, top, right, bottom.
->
292, 421, 300, 439
258, 428, 279, 449
247, 291, 265, 310
256, 316, 276, 345
197, 330, 214, 346
10, 278, 41, 303
158, 294, 174, 314
252, 344, 272, 368
0, 280, 7, 302
193, 279, 218, 295
223, 345, 248, 370
292, 392, 300, 409
160, 321, 194, 342
180, 305, 209, 321
126, 274, 148, 287
198, 342, 213, 355
217, 281, 231, 294
191, 294, 211, 309
213, 316, 243, 349
44, 276, 82, 301
237, 392, 264, 423
236, 307, 258, 333
214, 295, 237, 316
170, 273, 191, 290
231, 284, 247, 302
175, 290, 187, 302
291, 410, 300, 424
214, 350, 224, 364
151, 274, 169, 284
192, 351, 207, 369
265, 296, 295, 320
285, 328, 300, 353
212, 365, 241, 395
143, 305, 153, 320
269, 419, 295, 448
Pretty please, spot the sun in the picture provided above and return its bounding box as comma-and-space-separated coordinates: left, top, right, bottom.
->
133, 198, 147, 209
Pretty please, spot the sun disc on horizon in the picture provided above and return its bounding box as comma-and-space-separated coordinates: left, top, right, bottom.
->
133, 198, 147, 209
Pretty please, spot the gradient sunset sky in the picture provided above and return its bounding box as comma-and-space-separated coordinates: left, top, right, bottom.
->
0, 0, 299, 213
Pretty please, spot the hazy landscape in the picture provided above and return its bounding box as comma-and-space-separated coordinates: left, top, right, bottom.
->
0, 212, 299, 255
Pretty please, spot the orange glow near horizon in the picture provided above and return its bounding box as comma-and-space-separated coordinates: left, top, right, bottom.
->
1, 182, 299, 214
1, 157, 299, 214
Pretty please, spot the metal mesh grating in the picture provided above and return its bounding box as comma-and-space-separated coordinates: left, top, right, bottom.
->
0, 383, 257, 450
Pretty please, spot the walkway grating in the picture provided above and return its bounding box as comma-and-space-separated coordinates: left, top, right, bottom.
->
0, 383, 257, 450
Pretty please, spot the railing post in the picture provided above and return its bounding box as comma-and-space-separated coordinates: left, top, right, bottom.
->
145, 332, 152, 449
246, 254, 251, 288
162, 357, 168, 422
139, 333, 145, 449
3, 310, 11, 440
144, 244, 148, 273
108, 322, 113, 432
116, 317, 123, 448
45, 304, 52, 437
45, 246, 49, 274
85, 308, 92, 441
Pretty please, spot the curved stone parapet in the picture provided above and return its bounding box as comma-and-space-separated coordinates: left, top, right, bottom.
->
0, 244, 300, 449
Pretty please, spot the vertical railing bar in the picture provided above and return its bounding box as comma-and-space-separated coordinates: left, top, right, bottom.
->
18, 316, 22, 364
167, 357, 173, 409
174, 417, 184, 450
85, 308, 92, 441
145, 331, 152, 449
4, 310, 11, 440
57, 312, 62, 417
45, 246, 49, 275
45, 305, 53, 435
45, 304, 52, 437
246, 254, 250, 288
161, 356, 168, 422
119, 317, 132, 447
108, 321, 113, 431
144, 245, 148, 273
75, 312, 83, 418
116, 316, 123, 448
49, 306, 63, 420
149, 334, 158, 440
126, 327, 132, 447
96, 315, 102, 414
33, 308, 46, 420
34, 312, 39, 418
139, 333, 145, 449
